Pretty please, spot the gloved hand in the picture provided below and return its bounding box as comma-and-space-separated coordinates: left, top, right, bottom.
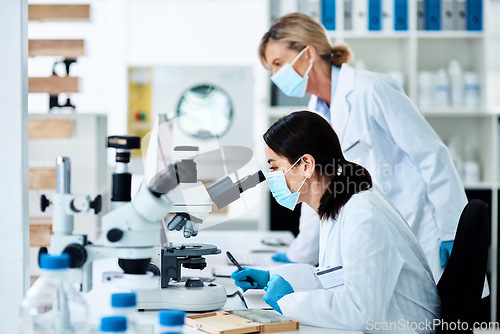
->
440, 240, 454, 267
272, 252, 293, 263
231, 268, 270, 292
263, 275, 294, 314
166, 214, 199, 238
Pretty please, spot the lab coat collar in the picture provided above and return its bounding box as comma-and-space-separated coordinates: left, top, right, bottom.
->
331, 63, 355, 142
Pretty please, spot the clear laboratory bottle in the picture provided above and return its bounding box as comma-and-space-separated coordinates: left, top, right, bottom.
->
418, 72, 434, 108
100, 316, 128, 333
156, 310, 185, 334
448, 59, 464, 107
19, 253, 88, 334
463, 144, 480, 183
434, 68, 449, 107
110, 292, 138, 333
464, 72, 480, 108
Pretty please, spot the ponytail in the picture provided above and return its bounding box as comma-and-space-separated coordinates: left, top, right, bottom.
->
264, 111, 371, 221
318, 161, 372, 220
329, 43, 354, 67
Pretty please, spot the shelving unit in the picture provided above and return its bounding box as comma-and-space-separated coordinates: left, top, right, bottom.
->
266, 0, 498, 321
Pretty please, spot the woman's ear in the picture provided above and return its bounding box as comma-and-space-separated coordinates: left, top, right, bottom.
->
302, 154, 315, 178
305, 45, 318, 63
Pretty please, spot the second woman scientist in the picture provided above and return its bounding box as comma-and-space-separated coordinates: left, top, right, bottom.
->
232, 111, 440, 330
259, 13, 467, 280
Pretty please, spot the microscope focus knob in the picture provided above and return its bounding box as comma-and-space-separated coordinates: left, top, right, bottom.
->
185, 277, 204, 288
63, 243, 87, 268
40, 194, 51, 212
107, 228, 123, 242
90, 195, 102, 214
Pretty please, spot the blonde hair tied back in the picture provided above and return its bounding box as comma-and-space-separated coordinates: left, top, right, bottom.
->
330, 43, 354, 67
259, 12, 354, 70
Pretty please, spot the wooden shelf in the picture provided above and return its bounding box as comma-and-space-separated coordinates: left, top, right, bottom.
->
29, 76, 78, 95
29, 168, 56, 190
28, 118, 73, 139
29, 219, 52, 247
29, 39, 84, 58
28, 4, 90, 22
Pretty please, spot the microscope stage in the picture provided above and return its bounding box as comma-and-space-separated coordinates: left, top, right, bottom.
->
136, 281, 227, 312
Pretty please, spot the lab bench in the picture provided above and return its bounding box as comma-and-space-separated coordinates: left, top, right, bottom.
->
85, 231, 362, 334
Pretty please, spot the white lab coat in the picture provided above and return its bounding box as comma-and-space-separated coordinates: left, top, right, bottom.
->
299, 63, 468, 281
285, 203, 319, 264
270, 188, 440, 332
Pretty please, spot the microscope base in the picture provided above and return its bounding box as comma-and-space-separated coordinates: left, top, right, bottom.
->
136, 282, 227, 311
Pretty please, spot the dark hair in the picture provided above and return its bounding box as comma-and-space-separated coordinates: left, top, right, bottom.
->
264, 111, 372, 220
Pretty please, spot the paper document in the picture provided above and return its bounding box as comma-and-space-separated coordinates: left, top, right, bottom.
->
243, 290, 272, 309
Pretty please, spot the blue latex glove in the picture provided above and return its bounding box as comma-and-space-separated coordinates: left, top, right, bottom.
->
271, 252, 293, 263
263, 275, 294, 314
440, 240, 454, 267
231, 268, 270, 292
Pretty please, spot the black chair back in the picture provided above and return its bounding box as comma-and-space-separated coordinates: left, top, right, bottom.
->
437, 199, 489, 333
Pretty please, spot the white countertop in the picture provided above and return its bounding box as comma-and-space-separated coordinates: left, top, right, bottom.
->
84, 230, 361, 334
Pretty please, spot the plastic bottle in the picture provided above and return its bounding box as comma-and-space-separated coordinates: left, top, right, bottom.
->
463, 144, 480, 183
418, 72, 434, 108
464, 72, 480, 108
110, 293, 138, 334
19, 253, 88, 334
156, 310, 185, 334
448, 59, 464, 107
100, 316, 128, 333
434, 68, 449, 107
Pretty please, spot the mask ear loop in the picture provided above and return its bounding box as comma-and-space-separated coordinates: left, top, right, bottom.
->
304, 62, 313, 77
296, 176, 308, 193
290, 47, 307, 66
284, 156, 303, 175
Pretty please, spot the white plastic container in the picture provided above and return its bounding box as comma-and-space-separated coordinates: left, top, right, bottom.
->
434, 69, 449, 107
463, 144, 481, 183
110, 293, 138, 334
19, 253, 88, 334
448, 59, 464, 107
418, 72, 434, 108
100, 316, 128, 333
464, 72, 480, 108
156, 310, 185, 334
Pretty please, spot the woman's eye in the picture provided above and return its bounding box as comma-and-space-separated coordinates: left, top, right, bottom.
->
269, 166, 277, 171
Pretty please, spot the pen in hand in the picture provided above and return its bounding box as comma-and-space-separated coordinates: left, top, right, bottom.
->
226, 251, 256, 286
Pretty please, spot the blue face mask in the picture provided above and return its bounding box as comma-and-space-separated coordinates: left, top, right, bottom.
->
266, 157, 307, 211
271, 48, 313, 98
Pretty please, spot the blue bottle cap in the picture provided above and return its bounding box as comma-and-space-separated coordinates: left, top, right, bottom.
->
39, 253, 70, 270
111, 292, 137, 308
159, 310, 185, 326
100, 316, 127, 332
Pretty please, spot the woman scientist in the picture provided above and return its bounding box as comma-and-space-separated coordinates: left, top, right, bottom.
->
260, 13, 467, 281
232, 111, 440, 330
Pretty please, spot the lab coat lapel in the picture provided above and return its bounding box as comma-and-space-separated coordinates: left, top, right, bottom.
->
331, 64, 355, 143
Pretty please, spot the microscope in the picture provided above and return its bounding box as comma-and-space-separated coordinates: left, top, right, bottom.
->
40, 135, 265, 312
